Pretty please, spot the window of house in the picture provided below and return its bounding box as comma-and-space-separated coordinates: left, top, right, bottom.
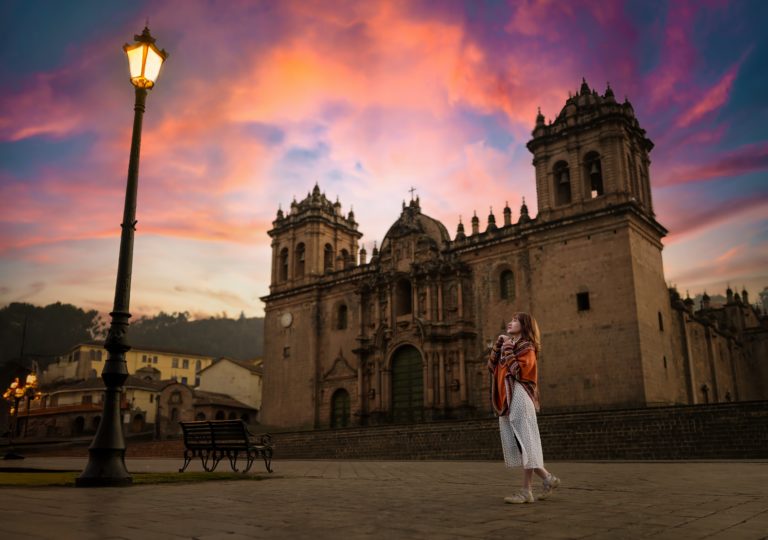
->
172, 358, 179, 368
96, 350, 103, 361
181, 377, 188, 385
196, 360, 201, 371
82, 395, 92, 405
142, 354, 147, 363
283, 346, 291, 359
500, 270, 515, 300
170, 391, 182, 404
182, 359, 189, 369
153, 356, 158, 363
195, 377, 200, 386
577, 292, 590, 311
658, 311, 664, 331
149, 394, 154, 403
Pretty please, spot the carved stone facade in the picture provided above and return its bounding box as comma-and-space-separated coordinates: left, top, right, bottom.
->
260, 80, 768, 429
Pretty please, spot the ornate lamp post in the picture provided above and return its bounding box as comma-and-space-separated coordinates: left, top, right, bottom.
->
76, 26, 167, 487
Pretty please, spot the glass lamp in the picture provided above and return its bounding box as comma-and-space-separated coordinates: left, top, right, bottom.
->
123, 26, 168, 89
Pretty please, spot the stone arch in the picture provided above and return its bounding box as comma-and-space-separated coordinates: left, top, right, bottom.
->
330, 388, 351, 428
584, 151, 604, 198
295, 243, 306, 277
553, 160, 572, 205
324, 243, 334, 272
279, 247, 289, 281
388, 344, 424, 423
72, 416, 85, 436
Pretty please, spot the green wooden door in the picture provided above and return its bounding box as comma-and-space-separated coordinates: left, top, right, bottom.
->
331, 389, 351, 428
391, 346, 424, 423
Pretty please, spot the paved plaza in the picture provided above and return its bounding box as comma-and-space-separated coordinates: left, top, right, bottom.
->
1, 458, 766, 539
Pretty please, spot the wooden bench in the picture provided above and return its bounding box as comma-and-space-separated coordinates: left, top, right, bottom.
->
178, 420, 273, 473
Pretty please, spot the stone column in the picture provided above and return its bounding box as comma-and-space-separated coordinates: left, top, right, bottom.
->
459, 347, 467, 404
425, 278, 432, 320
457, 275, 464, 319
438, 350, 446, 407
437, 279, 443, 322
426, 351, 434, 406
374, 359, 381, 411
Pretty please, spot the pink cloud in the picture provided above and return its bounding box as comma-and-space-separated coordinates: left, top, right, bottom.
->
655, 142, 768, 187
675, 64, 739, 128
660, 194, 768, 243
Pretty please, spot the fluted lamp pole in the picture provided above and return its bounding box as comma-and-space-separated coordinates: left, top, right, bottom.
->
77, 26, 167, 487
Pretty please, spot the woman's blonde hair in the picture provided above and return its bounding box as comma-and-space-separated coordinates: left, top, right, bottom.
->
511, 312, 541, 353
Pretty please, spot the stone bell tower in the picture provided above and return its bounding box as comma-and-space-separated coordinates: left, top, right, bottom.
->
267, 182, 362, 294
524, 80, 680, 410
527, 79, 656, 223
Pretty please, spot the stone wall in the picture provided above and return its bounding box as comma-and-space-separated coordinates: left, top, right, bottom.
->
270, 401, 768, 460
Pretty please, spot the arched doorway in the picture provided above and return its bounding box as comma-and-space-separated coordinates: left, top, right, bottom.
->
330, 389, 351, 428
72, 416, 85, 436
390, 345, 424, 423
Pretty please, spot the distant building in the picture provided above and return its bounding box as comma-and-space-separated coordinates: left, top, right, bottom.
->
259, 79, 768, 430
19, 375, 164, 439
40, 341, 216, 387
197, 357, 263, 411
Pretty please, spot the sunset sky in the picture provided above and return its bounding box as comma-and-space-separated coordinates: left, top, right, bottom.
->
1, 0, 766, 318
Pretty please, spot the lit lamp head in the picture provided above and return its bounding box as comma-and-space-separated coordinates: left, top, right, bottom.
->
123, 26, 168, 89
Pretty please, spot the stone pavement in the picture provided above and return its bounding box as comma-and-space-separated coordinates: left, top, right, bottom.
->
1, 458, 767, 540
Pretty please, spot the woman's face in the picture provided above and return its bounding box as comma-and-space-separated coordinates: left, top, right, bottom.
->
507, 318, 521, 334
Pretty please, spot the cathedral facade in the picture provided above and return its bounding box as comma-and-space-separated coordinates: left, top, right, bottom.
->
259, 80, 768, 429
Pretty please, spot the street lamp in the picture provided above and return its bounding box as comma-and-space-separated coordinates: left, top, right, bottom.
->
3, 373, 38, 460
76, 26, 167, 487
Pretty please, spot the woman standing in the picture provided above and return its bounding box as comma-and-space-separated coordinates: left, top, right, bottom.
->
487, 312, 561, 503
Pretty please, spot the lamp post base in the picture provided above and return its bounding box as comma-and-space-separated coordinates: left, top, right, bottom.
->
76, 448, 132, 487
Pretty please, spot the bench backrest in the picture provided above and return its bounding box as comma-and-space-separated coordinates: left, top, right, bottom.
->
179, 420, 249, 450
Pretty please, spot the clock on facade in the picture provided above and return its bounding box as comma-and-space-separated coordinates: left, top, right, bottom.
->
280, 312, 293, 328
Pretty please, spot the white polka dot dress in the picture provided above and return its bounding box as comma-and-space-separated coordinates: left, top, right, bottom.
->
498, 379, 544, 469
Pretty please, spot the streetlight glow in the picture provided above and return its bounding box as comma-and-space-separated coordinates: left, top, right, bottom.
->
123, 27, 168, 89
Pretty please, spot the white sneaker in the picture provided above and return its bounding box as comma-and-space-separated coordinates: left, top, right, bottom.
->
504, 489, 534, 504
538, 474, 561, 500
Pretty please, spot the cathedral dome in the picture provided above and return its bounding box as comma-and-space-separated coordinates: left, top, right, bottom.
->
380, 197, 450, 253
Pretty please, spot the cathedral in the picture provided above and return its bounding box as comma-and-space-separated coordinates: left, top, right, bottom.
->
259, 80, 768, 430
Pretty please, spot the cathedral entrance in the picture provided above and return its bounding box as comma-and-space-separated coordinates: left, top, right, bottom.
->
331, 389, 351, 428
390, 345, 424, 423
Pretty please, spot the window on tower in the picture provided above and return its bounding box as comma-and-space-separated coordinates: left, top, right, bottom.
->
577, 291, 590, 311
500, 270, 515, 300
324, 244, 334, 272
395, 278, 412, 316
553, 161, 571, 206
337, 304, 348, 329
584, 151, 604, 198
340, 248, 350, 269
295, 243, 305, 277
279, 248, 289, 281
